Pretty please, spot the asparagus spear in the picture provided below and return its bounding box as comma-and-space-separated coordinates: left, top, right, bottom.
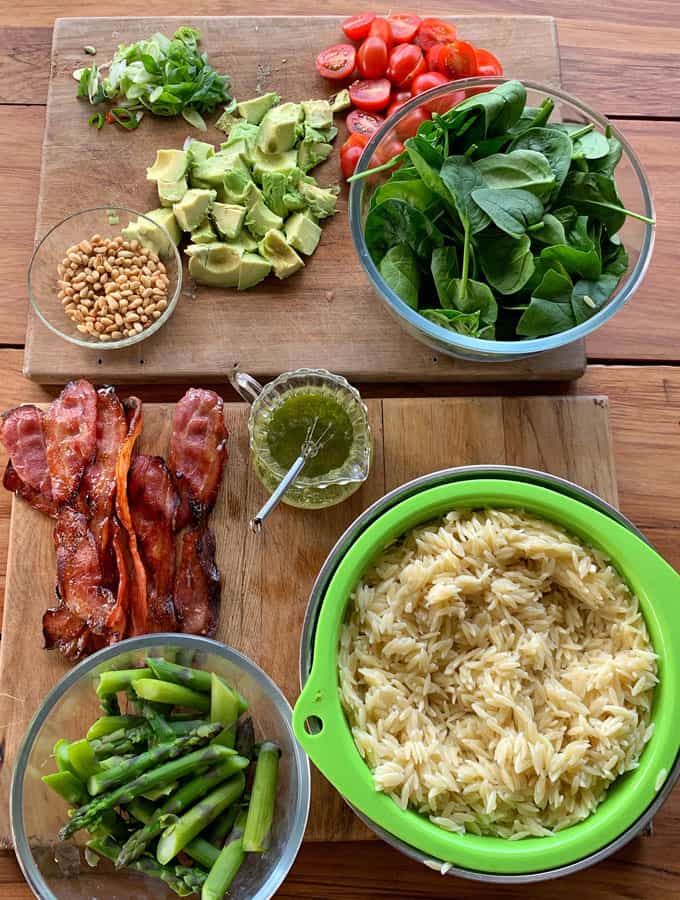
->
54, 739, 78, 776
67, 739, 99, 780
133, 678, 210, 713
242, 741, 280, 852
96, 668, 152, 699
207, 803, 238, 847
42, 771, 87, 805
147, 657, 213, 693
87, 835, 202, 898
156, 773, 247, 865
86, 716, 145, 740
90, 724, 152, 759
60, 744, 243, 839
202, 808, 248, 899
169, 719, 206, 735
99, 754, 135, 770
141, 781, 179, 802
88, 724, 221, 796
117, 757, 242, 866
235, 717, 255, 760
210, 673, 240, 747
138, 700, 175, 743
128, 798, 220, 869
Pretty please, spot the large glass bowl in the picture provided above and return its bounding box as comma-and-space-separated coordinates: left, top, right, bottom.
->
28, 207, 182, 351
10, 634, 310, 900
349, 77, 655, 363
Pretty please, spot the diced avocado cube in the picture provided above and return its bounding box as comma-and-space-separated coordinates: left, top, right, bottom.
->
214, 142, 251, 173
329, 89, 351, 112
237, 92, 281, 125
122, 208, 180, 258
190, 218, 218, 244
222, 121, 260, 154
222, 169, 253, 205
186, 140, 215, 166
245, 198, 284, 240
301, 99, 333, 131
173, 189, 217, 232
212, 202, 246, 240
285, 211, 322, 256
215, 109, 241, 135
298, 181, 339, 219
256, 103, 303, 155
158, 177, 188, 207
261, 172, 289, 219
237, 252, 272, 290
298, 132, 333, 174
224, 231, 259, 253
146, 149, 188, 183
252, 147, 299, 184
190, 156, 232, 190
185, 242, 242, 288
258, 229, 304, 280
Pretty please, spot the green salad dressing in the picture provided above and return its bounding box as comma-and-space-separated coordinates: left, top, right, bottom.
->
266, 390, 354, 478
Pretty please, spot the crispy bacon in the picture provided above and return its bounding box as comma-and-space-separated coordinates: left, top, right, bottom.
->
0, 404, 52, 498
128, 455, 179, 633
42, 602, 91, 661
115, 397, 148, 636
44, 380, 98, 506
54, 506, 115, 635
173, 524, 220, 636
3, 461, 56, 517
169, 389, 228, 528
105, 517, 129, 641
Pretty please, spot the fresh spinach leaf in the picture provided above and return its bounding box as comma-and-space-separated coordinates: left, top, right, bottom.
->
440, 156, 490, 233
517, 269, 576, 337
378, 244, 421, 309
443, 80, 527, 138
510, 126, 572, 197
471, 188, 543, 237
507, 99, 555, 137
404, 140, 455, 209
553, 123, 610, 160
445, 278, 498, 324
558, 172, 631, 233
431, 246, 459, 306
528, 213, 566, 245
571, 273, 619, 324
539, 224, 601, 280
551, 205, 579, 232
364, 198, 444, 264
588, 137, 623, 177
421, 307, 493, 338
477, 232, 535, 294
374, 179, 436, 211
474, 149, 555, 198
602, 234, 629, 276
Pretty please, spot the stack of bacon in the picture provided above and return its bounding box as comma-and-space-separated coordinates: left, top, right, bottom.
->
0, 380, 228, 661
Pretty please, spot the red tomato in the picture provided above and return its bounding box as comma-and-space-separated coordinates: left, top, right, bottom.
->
387, 43, 426, 88
372, 137, 406, 166
357, 36, 388, 79
475, 47, 503, 76
342, 131, 370, 150
342, 12, 376, 42
391, 89, 412, 104
386, 14, 421, 43
349, 77, 392, 111
386, 98, 410, 118
411, 71, 449, 94
426, 43, 448, 72
346, 108, 384, 137
394, 107, 430, 140
441, 40, 478, 79
415, 18, 457, 51
369, 17, 393, 47
315, 44, 356, 80
341, 143, 364, 178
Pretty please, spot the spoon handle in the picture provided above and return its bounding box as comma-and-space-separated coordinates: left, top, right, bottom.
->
249, 454, 307, 534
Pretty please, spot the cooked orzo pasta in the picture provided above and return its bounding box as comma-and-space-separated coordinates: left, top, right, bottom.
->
338, 508, 657, 839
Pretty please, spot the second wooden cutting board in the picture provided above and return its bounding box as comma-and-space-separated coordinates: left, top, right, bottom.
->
0, 395, 616, 846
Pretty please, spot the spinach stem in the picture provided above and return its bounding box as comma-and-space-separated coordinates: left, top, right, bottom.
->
460, 222, 471, 297
568, 123, 595, 141
346, 152, 407, 183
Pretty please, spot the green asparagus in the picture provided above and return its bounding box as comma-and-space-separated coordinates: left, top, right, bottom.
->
128, 799, 220, 869
99, 754, 135, 770
141, 781, 179, 801
67, 739, 100, 780
156, 773, 247, 865
138, 700, 175, 743
87, 835, 203, 898
54, 739, 78, 776
42, 771, 87, 805
88, 723, 221, 796
210, 672, 240, 747
207, 803, 238, 847
86, 716, 145, 740
202, 808, 248, 899
133, 678, 211, 713
96, 668, 152, 698
147, 657, 213, 692
169, 719, 206, 735
242, 741, 280, 852
117, 757, 242, 866
60, 744, 243, 839
235, 717, 255, 760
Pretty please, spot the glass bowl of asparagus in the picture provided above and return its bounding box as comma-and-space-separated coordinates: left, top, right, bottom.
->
10, 634, 310, 899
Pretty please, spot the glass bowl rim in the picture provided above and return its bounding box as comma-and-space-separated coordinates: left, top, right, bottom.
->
349, 76, 656, 356
27, 205, 183, 351
10, 633, 311, 900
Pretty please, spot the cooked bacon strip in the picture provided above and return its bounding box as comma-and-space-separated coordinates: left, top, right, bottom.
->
44, 380, 98, 505
169, 389, 228, 528
115, 397, 148, 636
0, 404, 52, 497
105, 517, 129, 641
128, 455, 179, 633
43, 601, 91, 661
54, 506, 115, 635
3, 461, 56, 517
173, 524, 220, 637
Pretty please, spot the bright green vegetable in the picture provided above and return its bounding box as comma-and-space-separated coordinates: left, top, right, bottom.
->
87, 835, 204, 897
146, 657, 213, 693
67, 739, 100, 780
132, 678, 210, 712
96, 668, 151, 699
210, 672, 240, 747
242, 742, 280, 852
86, 716, 145, 740
202, 808, 248, 899
42, 771, 88, 805
207, 804, 239, 847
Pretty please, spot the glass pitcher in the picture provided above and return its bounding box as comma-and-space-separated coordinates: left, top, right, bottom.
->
230, 368, 372, 510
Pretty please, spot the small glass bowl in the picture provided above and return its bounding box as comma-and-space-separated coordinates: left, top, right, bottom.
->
28, 207, 182, 351
349, 77, 656, 363
10, 634, 310, 900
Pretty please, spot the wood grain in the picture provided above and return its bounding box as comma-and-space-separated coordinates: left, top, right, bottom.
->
1, 1, 679, 117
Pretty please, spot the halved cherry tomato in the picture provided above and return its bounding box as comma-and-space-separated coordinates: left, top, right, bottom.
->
315, 44, 356, 80
386, 98, 410, 118
341, 143, 365, 178
411, 71, 449, 94
387, 44, 426, 88
368, 17, 393, 47
394, 107, 430, 140
475, 47, 503, 76
346, 108, 385, 137
440, 40, 478, 79
390, 89, 412, 105
342, 12, 376, 42
386, 14, 421, 43
349, 77, 392, 111
415, 18, 457, 51
357, 36, 388, 79
342, 131, 370, 150
426, 43, 448, 72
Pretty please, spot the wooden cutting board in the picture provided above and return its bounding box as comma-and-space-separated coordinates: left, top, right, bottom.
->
0, 394, 616, 847
23, 15, 586, 384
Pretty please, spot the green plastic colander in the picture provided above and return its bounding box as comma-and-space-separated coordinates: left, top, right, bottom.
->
292, 479, 680, 876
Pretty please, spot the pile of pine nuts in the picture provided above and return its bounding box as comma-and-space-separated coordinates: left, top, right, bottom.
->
56, 234, 170, 342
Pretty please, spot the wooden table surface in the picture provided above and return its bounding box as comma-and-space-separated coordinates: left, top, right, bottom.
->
1, 2, 679, 898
